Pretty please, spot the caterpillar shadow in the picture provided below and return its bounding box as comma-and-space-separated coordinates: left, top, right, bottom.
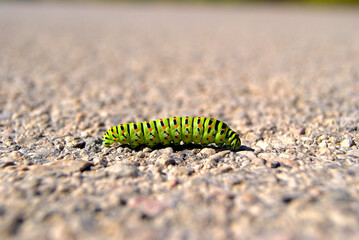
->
125, 143, 254, 152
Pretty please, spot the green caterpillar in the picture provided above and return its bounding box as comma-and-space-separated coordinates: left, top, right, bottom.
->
102, 117, 241, 151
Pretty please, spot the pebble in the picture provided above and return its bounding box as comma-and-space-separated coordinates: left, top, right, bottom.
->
55, 143, 65, 151
340, 138, 355, 148
348, 126, 358, 132
9, 151, 23, 159
206, 150, 231, 162
244, 132, 263, 142
167, 178, 179, 189
212, 165, 233, 173
136, 152, 146, 158
93, 157, 107, 166
71, 137, 86, 149
281, 137, 296, 145
239, 151, 265, 165
105, 163, 139, 178
149, 150, 160, 159
128, 196, 170, 218
157, 154, 176, 167
318, 140, 328, 149
171, 166, 193, 176
198, 148, 216, 157
143, 147, 153, 153
204, 158, 218, 169
0, 160, 16, 168
270, 161, 281, 168
159, 147, 174, 154
295, 127, 306, 136
256, 141, 270, 150
31, 160, 93, 177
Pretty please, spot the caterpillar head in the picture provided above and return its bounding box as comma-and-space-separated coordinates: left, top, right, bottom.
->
225, 133, 241, 151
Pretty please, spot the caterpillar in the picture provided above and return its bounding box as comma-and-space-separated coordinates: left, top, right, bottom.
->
102, 117, 241, 151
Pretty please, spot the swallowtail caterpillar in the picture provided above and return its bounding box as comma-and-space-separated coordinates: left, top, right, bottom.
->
103, 117, 241, 151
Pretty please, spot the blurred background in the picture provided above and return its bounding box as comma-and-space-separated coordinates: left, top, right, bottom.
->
4, 0, 359, 4
1, 0, 358, 128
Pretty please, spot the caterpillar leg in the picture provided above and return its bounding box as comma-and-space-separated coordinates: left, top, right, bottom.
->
201, 143, 208, 148
216, 143, 224, 148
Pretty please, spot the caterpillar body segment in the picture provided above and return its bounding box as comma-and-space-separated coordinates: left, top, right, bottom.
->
102, 117, 241, 151
181, 116, 193, 145
169, 117, 182, 145
143, 120, 160, 148
155, 118, 171, 146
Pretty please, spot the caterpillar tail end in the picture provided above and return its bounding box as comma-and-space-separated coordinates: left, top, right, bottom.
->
234, 137, 241, 151
228, 135, 241, 151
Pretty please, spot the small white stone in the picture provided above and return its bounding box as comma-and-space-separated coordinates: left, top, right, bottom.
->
256, 140, 270, 150
80, 131, 90, 138
340, 138, 354, 148
93, 157, 107, 166
282, 137, 296, 145
136, 151, 145, 158
158, 154, 176, 166
318, 140, 328, 149
143, 147, 153, 153
199, 148, 216, 156
160, 147, 174, 154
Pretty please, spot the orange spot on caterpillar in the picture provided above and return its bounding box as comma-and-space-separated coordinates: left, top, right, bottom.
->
122, 130, 125, 133
123, 138, 127, 141
222, 137, 225, 139
136, 138, 140, 141
149, 128, 152, 132
151, 137, 155, 140
186, 124, 189, 127
198, 124, 201, 127
162, 126, 166, 130
175, 125, 178, 128
113, 138, 117, 141
197, 134, 200, 138
186, 133, 189, 137
209, 125, 212, 128
135, 129, 139, 133
208, 135, 211, 138
166, 136, 169, 139
176, 134, 180, 137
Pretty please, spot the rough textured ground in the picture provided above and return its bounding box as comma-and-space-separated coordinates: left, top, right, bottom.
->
1, 3, 359, 240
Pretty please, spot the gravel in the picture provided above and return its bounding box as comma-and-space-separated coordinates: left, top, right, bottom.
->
1, 3, 359, 240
